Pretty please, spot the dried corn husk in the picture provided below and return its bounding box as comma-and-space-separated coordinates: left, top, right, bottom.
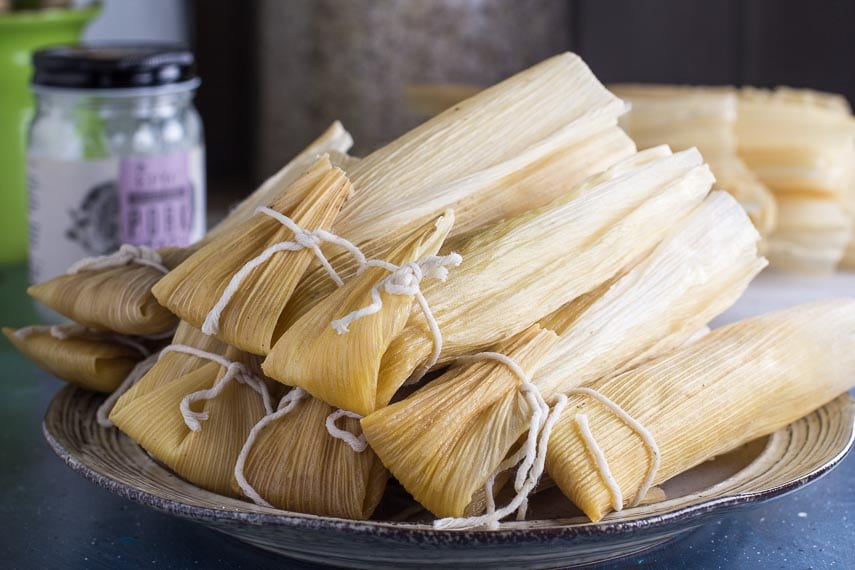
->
110, 329, 275, 497
280, 53, 635, 325
613, 84, 777, 237
263, 212, 455, 416
28, 123, 354, 336
362, 190, 763, 519
373, 147, 713, 410
3, 325, 144, 393
736, 87, 855, 273
363, 325, 559, 518
153, 156, 353, 355
765, 195, 853, 274
546, 299, 855, 522
235, 394, 388, 519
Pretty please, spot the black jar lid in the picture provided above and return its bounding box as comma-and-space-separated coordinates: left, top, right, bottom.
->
32, 43, 198, 90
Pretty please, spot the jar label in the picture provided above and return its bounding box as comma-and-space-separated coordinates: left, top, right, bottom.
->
27, 149, 205, 284
118, 153, 198, 248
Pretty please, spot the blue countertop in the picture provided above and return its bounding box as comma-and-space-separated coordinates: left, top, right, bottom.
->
2, 263, 854, 569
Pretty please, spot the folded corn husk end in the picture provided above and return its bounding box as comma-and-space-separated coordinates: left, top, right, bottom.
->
236, 395, 389, 519
263, 211, 456, 416
546, 299, 855, 522
362, 324, 559, 518
153, 156, 353, 355
4, 325, 141, 393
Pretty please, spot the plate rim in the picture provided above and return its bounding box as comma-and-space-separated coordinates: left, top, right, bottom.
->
42, 386, 855, 543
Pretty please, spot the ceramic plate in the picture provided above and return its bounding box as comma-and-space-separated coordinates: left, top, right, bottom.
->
43, 386, 855, 569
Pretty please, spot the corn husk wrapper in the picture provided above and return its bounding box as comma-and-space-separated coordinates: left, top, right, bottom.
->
236, 394, 388, 519
153, 156, 353, 355
263, 213, 455, 416
110, 324, 275, 497
613, 84, 777, 237
362, 190, 764, 519
765, 196, 853, 274
736, 87, 855, 273
27, 122, 354, 336
546, 299, 855, 522
363, 325, 559, 517
3, 325, 143, 393
281, 53, 636, 325
372, 147, 713, 411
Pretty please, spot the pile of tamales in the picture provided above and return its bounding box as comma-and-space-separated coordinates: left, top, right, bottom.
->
9, 53, 855, 528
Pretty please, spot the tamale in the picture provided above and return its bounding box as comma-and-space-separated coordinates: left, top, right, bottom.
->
27, 122, 355, 335
153, 155, 354, 355
110, 327, 275, 497
263, 212, 456, 416
546, 299, 855, 522
3, 324, 144, 393
612, 84, 777, 236
280, 53, 636, 324
363, 325, 559, 518
234, 394, 388, 519
362, 190, 764, 520
372, 147, 714, 410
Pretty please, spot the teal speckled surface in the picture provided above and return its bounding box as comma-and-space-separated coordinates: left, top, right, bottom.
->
2, 263, 854, 569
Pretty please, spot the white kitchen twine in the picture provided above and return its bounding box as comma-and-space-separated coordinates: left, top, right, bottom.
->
96, 350, 162, 428
330, 253, 463, 382
14, 323, 159, 358
565, 386, 660, 511
433, 352, 568, 531
233, 388, 368, 506
14, 324, 88, 341
160, 344, 275, 432
325, 409, 369, 452
234, 387, 309, 507
202, 206, 368, 336
66, 244, 169, 275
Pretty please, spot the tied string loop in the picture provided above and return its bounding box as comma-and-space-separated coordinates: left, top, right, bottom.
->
331, 253, 462, 383
566, 387, 660, 512
202, 206, 367, 336
325, 409, 368, 452
66, 244, 169, 275
433, 352, 568, 531
234, 389, 368, 507
234, 387, 309, 507
161, 345, 274, 432
14, 324, 162, 358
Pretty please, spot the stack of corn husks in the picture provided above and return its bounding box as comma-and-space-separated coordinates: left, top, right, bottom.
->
736, 87, 855, 273
612, 84, 777, 239
615, 85, 855, 274
9, 53, 855, 529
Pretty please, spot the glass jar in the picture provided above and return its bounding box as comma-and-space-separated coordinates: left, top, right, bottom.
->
27, 44, 205, 284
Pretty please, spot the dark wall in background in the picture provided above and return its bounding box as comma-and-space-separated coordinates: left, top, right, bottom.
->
571, 0, 855, 97
193, 0, 855, 198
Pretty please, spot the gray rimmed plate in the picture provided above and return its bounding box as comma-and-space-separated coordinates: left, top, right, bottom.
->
43, 386, 855, 569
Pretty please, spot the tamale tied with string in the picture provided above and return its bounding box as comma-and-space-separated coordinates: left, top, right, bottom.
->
3, 324, 148, 393
153, 155, 354, 355
234, 394, 388, 519
110, 323, 277, 497
546, 299, 855, 522
263, 212, 456, 416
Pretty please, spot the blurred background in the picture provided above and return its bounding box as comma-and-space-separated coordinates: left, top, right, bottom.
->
66, 0, 855, 205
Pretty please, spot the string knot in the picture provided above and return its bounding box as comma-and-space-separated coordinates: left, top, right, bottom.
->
294, 229, 322, 249
67, 244, 169, 275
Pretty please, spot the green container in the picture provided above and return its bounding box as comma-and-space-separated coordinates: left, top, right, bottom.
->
0, 5, 99, 263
